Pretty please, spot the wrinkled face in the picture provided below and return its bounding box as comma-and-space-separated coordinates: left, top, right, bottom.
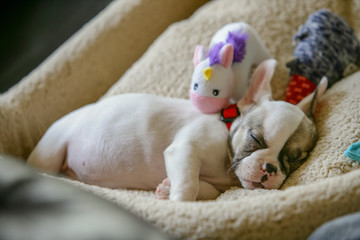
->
229, 101, 318, 189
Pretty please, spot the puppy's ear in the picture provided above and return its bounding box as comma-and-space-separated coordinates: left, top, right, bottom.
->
237, 59, 277, 110
297, 77, 328, 117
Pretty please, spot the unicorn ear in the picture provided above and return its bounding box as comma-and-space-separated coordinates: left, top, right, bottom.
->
193, 45, 208, 66
220, 44, 234, 68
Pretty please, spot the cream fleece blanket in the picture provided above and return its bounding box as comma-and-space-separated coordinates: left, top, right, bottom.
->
1, 0, 360, 239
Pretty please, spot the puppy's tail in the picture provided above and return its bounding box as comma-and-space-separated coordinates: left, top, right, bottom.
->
27, 122, 67, 174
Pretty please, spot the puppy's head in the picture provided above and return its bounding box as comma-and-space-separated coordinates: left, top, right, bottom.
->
229, 59, 327, 189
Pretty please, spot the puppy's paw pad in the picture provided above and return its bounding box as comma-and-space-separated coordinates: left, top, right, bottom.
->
156, 178, 171, 200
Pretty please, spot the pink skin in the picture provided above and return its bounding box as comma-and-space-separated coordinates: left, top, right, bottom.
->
237, 159, 282, 190
156, 178, 171, 200
239, 164, 277, 189
190, 91, 229, 114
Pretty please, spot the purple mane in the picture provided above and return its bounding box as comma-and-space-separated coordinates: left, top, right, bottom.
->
227, 30, 249, 63
208, 42, 225, 66
208, 30, 249, 66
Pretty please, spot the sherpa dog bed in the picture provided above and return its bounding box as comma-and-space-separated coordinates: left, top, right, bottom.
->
1, 0, 360, 239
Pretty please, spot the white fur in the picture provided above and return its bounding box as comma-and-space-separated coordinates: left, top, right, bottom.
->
190, 23, 270, 114
28, 59, 326, 201
233, 101, 305, 189
210, 22, 271, 101
28, 94, 237, 201
230, 60, 327, 190
192, 59, 234, 98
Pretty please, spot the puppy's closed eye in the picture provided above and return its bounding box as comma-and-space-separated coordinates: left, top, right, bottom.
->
288, 150, 309, 163
284, 150, 310, 173
245, 129, 266, 152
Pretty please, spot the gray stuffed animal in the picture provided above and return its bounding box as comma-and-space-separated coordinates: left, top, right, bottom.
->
285, 9, 360, 104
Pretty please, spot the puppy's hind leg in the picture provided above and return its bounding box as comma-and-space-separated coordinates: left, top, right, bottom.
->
155, 178, 171, 200
27, 123, 68, 174
197, 181, 221, 200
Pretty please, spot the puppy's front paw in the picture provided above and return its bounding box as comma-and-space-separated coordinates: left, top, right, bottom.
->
155, 178, 171, 200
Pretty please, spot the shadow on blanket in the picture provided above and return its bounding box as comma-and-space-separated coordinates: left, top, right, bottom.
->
0, 155, 177, 240
308, 211, 360, 240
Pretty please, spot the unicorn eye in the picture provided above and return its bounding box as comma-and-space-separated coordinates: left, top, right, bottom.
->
213, 89, 220, 96
193, 83, 198, 91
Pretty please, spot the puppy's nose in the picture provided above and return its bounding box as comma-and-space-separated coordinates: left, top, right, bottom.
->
265, 163, 277, 174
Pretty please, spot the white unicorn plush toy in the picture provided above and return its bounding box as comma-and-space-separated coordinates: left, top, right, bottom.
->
190, 22, 271, 113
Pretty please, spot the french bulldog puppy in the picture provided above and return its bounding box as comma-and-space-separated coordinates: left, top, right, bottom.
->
28, 59, 326, 201
157, 60, 327, 198
228, 68, 327, 190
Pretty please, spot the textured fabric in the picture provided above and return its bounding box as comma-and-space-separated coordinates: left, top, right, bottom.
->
287, 9, 360, 88
1, 0, 360, 239
285, 74, 317, 104
0, 0, 209, 158
0, 155, 176, 240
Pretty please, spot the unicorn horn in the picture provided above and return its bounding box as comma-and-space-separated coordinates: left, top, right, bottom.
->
203, 67, 213, 80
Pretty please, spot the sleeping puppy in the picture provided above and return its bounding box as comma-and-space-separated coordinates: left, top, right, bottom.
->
229, 70, 327, 190
28, 59, 326, 201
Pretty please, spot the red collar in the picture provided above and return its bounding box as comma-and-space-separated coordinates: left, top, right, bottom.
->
221, 75, 315, 131
221, 104, 240, 131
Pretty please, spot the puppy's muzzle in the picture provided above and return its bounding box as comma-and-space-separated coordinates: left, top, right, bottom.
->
260, 163, 277, 183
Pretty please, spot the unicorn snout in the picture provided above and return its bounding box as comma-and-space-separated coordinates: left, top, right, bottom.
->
190, 91, 229, 114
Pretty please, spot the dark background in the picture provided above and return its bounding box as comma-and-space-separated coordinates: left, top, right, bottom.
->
0, 0, 112, 93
